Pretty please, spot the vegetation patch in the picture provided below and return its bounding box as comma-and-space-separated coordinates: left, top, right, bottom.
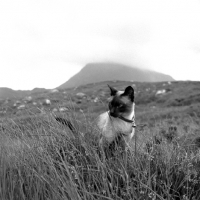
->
0, 108, 200, 199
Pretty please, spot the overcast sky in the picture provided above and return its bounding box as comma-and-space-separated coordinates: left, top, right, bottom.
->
1, 0, 200, 90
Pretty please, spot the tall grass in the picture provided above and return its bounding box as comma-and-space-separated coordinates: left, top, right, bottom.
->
0, 110, 200, 200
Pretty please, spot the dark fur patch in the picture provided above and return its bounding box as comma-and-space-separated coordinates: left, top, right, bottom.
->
108, 86, 134, 118
121, 86, 134, 102
108, 85, 118, 96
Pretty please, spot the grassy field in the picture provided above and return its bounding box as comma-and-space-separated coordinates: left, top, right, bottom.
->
1, 81, 200, 199
0, 107, 200, 200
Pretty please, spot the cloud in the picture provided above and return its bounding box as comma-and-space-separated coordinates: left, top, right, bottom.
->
0, 0, 200, 89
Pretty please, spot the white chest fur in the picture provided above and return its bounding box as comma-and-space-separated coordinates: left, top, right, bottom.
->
97, 112, 135, 143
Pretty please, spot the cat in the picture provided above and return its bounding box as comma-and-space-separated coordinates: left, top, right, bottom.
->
97, 85, 136, 149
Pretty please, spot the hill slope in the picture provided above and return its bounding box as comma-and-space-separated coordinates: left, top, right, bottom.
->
0, 88, 27, 99
58, 63, 174, 89
0, 87, 47, 99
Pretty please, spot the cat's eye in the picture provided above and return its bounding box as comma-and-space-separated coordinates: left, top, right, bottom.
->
118, 104, 124, 108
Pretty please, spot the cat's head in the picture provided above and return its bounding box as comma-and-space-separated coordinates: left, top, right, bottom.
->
108, 85, 135, 118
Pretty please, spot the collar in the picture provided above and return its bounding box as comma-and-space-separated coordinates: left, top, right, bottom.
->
108, 111, 136, 128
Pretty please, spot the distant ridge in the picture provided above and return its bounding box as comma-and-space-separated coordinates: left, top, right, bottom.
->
58, 62, 174, 89
0, 87, 47, 99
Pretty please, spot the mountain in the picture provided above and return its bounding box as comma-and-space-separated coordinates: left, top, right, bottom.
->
31, 88, 48, 94
58, 63, 174, 89
0, 87, 48, 100
0, 88, 27, 99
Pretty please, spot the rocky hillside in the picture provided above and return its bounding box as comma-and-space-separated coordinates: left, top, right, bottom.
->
58, 63, 174, 89
1, 81, 200, 123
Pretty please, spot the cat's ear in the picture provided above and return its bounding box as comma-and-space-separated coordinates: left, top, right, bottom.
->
107, 85, 118, 96
123, 86, 134, 102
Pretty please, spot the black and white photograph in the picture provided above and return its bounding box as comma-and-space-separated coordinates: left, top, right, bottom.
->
0, 0, 200, 199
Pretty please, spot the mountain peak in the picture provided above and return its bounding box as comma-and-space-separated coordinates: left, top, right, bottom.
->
58, 62, 174, 89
